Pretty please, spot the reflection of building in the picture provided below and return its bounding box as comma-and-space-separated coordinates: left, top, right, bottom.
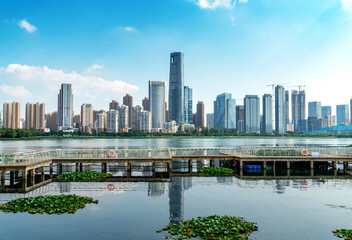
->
148, 182, 165, 197
169, 177, 192, 224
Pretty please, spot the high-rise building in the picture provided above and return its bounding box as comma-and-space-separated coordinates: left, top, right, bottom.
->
142, 97, 150, 111
285, 90, 290, 126
132, 105, 152, 132
244, 95, 260, 133
195, 101, 204, 128
206, 113, 214, 128
275, 85, 285, 133
168, 52, 184, 124
25, 102, 45, 130
149, 81, 166, 129
3, 102, 21, 129
336, 104, 349, 126
109, 100, 119, 111
96, 113, 105, 132
123, 94, 133, 128
291, 90, 306, 132
118, 105, 129, 131
184, 86, 193, 123
58, 83, 73, 130
49, 111, 58, 131
213, 93, 236, 129
107, 110, 119, 133
262, 94, 273, 133
165, 102, 169, 122
236, 106, 244, 133
132, 105, 143, 131
81, 104, 94, 132
350, 99, 352, 125
308, 101, 322, 119
73, 114, 81, 128
321, 106, 332, 127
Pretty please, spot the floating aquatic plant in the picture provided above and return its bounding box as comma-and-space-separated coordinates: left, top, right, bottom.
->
197, 167, 234, 176
0, 195, 98, 214
157, 215, 258, 240
58, 171, 112, 182
332, 229, 352, 239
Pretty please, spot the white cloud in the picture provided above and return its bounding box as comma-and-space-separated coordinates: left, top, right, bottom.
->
123, 26, 136, 32
342, 0, 352, 12
84, 64, 103, 74
4, 64, 139, 94
239, 0, 247, 3
195, 0, 236, 9
17, 20, 37, 33
0, 84, 32, 98
230, 16, 237, 27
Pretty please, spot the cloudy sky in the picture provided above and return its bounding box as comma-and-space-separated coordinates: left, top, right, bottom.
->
1, 0, 352, 116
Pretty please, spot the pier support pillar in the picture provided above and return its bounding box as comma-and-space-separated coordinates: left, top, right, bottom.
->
22, 170, 27, 188
1, 171, 5, 187
210, 160, 215, 167
127, 163, 132, 178
310, 161, 314, 169
344, 161, 348, 173
167, 162, 172, 173
10, 171, 14, 186
50, 164, 53, 178
239, 160, 243, 169
188, 160, 192, 173
102, 163, 107, 173
310, 168, 314, 177
287, 169, 290, 177
41, 166, 45, 181
287, 161, 291, 169
29, 169, 34, 186
152, 163, 156, 178
333, 161, 337, 170
75, 163, 79, 172
79, 163, 83, 172
57, 164, 62, 175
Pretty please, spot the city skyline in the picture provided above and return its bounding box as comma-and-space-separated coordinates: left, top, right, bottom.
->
1, 0, 352, 116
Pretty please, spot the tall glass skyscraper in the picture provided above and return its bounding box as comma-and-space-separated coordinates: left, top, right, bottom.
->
244, 95, 260, 133
184, 86, 193, 123
350, 99, 352, 125
291, 90, 306, 132
58, 83, 73, 130
336, 104, 349, 126
275, 85, 285, 133
213, 93, 236, 129
149, 81, 165, 129
308, 101, 322, 119
169, 52, 184, 124
262, 94, 273, 133
284, 90, 290, 126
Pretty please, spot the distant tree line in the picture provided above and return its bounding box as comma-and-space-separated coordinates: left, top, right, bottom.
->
0, 127, 351, 139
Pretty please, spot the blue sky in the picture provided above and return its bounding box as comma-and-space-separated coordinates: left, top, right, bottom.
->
1, 0, 352, 117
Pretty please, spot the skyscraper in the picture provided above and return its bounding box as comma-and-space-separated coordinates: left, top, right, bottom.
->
81, 103, 94, 132
184, 86, 193, 123
149, 81, 166, 129
244, 95, 260, 133
142, 97, 150, 111
262, 94, 273, 133
275, 85, 285, 133
308, 101, 322, 119
284, 90, 290, 126
291, 90, 306, 132
118, 105, 129, 131
123, 94, 133, 128
109, 100, 119, 111
336, 104, 349, 126
322, 106, 332, 127
195, 101, 205, 128
58, 83, 73, 130
169, 52, 184, 124
236, 105, 244, 133
206, 113, 214, 128
107, 110, 119, 133
350, 99, 352, 125
3, 102, 21, 129
213, 93, 236, 129
25, 102, 45, 130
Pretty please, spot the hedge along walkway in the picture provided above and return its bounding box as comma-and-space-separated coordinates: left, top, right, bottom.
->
197, 167, 234, 176
0, 195, 98, 214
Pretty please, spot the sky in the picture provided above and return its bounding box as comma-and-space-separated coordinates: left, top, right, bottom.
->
1, 0, 352, 117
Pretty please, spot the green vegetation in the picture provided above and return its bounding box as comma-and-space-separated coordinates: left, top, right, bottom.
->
255, 149, 311, 156
332, 229, 352, 239
156, 215, 258, 240
58, 171, 112, 181
197, 167, 234, 176
0, 195, 98, 214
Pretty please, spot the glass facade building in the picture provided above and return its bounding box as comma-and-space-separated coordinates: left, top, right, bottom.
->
184, 86, 193, 123
168, 52, 184, 124
213, 93, 236, 129
336, 104, 349, 126
308, 101, 322, 119
244, 95, 260, 133
275, 85, 285, 133
262, 94, 273, 133
58, 83, 73, 130
291, 90, 306, 132
149, 81, 166, 129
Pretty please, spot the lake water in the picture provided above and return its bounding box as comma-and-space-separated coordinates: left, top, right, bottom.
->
0, 138, 352, 240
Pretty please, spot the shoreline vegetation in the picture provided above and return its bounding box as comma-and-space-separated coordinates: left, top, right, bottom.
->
1, 128, 352, 141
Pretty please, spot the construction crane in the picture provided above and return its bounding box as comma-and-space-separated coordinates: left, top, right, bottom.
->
287, 85, 306, 91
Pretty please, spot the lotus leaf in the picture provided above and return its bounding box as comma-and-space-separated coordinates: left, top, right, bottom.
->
58, 171, 112, 182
